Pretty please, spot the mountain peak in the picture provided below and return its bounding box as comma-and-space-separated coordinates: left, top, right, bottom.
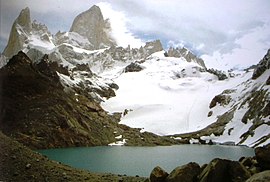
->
70, 5, 116, 49
3, 7, 32, 58
15, 7, 32, 31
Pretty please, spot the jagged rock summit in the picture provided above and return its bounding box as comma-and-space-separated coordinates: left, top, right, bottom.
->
70, 5, 116, 49
3, 7, 32, 58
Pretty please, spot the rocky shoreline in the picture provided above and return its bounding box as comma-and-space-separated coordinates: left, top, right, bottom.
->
0, 132, 147, 182
149, 144, 270, 182
1, 131, 270, 182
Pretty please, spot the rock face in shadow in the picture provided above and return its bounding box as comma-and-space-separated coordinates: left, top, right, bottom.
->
150, 166, 168, 182
0, 51, 114, 149
255, 144, 270, 170
70, 5, 116, 49
252, 49, 270, 79
166, 162, 200, 182
198, 158, 250, 182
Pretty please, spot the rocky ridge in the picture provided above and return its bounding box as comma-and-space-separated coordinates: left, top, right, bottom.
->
165, 47, 206, 68
0, 51, 179, 149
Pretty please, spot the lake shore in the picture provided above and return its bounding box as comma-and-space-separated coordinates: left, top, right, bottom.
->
0, 132, 147, 182
1, 131, 270, 182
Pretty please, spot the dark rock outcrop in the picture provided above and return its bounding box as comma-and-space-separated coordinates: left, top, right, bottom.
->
255, 144, 270, 170
0, 51, 116, 149
209, 94, 231, 109
252, 49, 270, 79
206, 68, 228, 80
198, 158, 250, 182
150, 166, 168, 182
166, 162, 200, 182
124, 62, 144, 73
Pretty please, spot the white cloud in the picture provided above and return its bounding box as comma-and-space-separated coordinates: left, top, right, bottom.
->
97, 2, 144, 48
202, 23, 270, 70
1, 0, 270, 68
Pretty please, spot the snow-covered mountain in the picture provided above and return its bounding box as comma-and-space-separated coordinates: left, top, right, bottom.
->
1, 5, 269, 148
100, 51, 253, 135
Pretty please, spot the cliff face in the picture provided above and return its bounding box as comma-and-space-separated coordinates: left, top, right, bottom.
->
70, 5, 116, 49
3, 7, 32, 58
252, 49, 270, 79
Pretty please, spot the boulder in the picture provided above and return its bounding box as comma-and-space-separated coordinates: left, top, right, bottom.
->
209, 94, 230, 109
206, 68, 228, 80
124, 62, 144, 73
246, 170, 270, 182
150, 166, 168, 182
255, 144, 270, 170
166, 162, 200, 182
198, 158, 250, 182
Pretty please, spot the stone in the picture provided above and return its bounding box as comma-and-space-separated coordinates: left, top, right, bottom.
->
240, 157, 253, 168
150, 166, 168, 182
208, 111, 213, 117
166, 162, 200, 182
124, 62, 144, 73
255, 144, 270, 170
209, 94, 230, 109
70, 5, 116, 49
198, 158, 250, 182
25, 163, 31, 169
246, 170, 270, 182
206, 68, 228, 80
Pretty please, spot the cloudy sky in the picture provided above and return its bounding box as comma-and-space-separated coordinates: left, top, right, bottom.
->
1, 0, 270, 69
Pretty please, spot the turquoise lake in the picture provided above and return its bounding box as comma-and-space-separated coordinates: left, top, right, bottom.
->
38, 145, 254, 177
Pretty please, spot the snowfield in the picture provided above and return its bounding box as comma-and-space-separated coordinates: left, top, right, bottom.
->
101, 51, 253, 135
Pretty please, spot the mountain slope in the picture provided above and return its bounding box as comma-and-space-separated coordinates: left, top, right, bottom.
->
101, 51, 251, 135
0, 51, 179, 149
173, 50, 270, 147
